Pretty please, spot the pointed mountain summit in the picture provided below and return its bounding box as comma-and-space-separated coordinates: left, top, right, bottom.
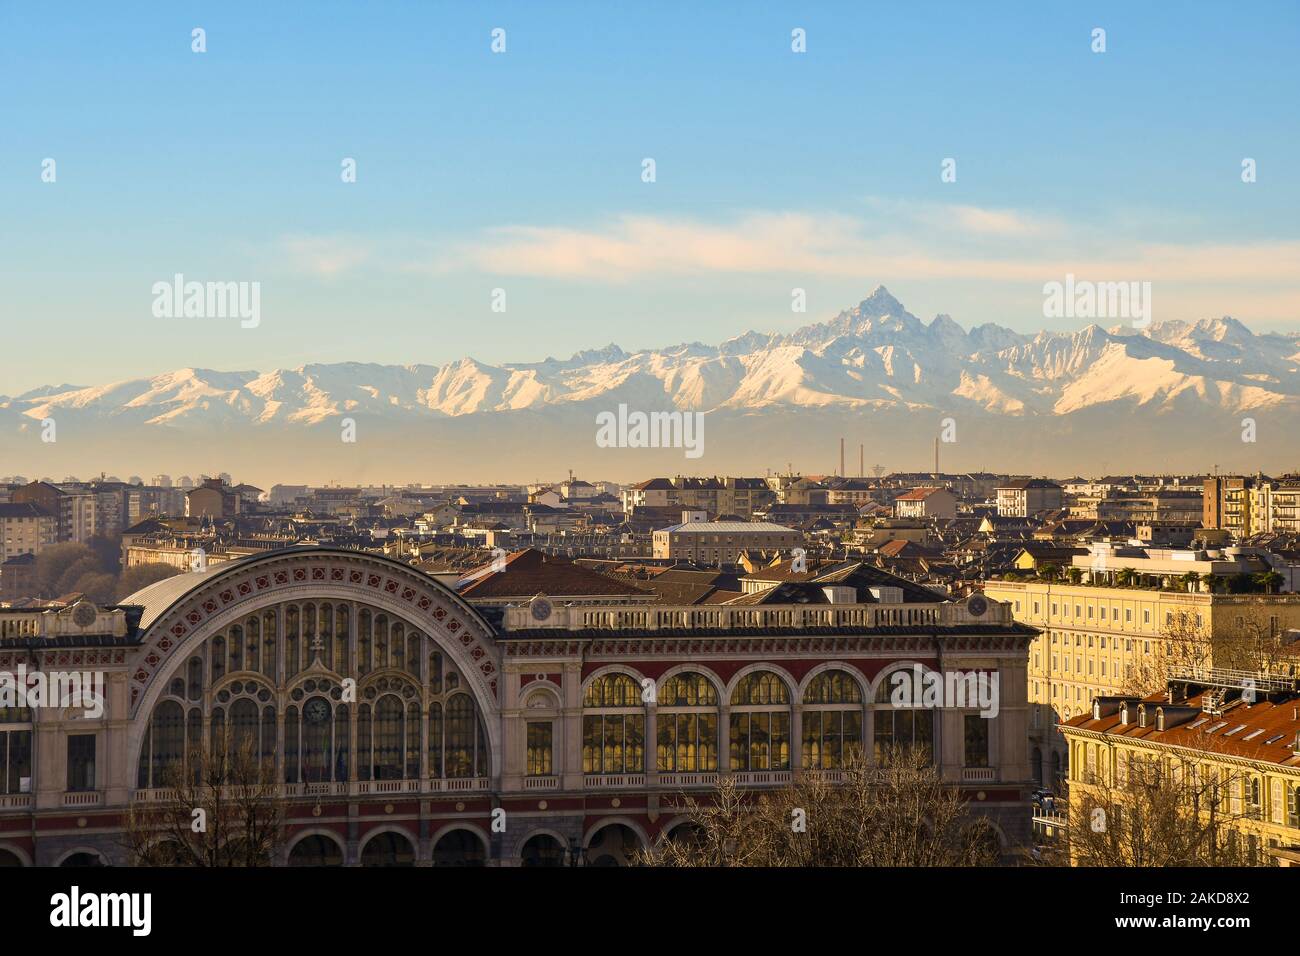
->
4, 289, 1298, 479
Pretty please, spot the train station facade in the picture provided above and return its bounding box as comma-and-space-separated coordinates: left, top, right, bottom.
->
0, 547, 1035, 866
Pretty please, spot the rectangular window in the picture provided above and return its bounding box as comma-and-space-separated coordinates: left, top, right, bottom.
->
0, 730, 33, 794
66, 734, 96, 792
963, 715, 989, 768
526, 721, 553, 776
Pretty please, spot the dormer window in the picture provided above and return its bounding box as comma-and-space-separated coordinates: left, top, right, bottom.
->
1155, 708, 1165, 732
1092, 700, 1101, 721
1120, 703, 1129, 725
1138, 706, 1147, 728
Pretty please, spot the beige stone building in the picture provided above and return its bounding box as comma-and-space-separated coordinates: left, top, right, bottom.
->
984, 578, 1300, 788
0, 503, 57, 562
893, 487, 957, 519
995, 479, 1062, 517
1061, 673, 1300, 864
652, 519, 801, 565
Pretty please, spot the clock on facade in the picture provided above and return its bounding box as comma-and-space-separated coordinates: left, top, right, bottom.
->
304, 698, 330, 724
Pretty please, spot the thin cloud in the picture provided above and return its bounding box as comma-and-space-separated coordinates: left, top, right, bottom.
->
430, 212, 1300, 289
280, 236, 372, 276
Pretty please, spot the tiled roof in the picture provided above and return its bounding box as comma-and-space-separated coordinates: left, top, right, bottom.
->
0, 502, 54, 518
458, 549, 651, 599
657, 521, 796, 533
1062, 690, 1300, 766
895, 487, 949, 501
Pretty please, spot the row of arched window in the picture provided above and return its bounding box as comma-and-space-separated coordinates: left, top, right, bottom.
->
579, 669, 935, 773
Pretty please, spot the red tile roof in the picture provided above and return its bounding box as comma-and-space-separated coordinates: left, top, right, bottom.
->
1062, 690, 1300, 767
458, 549, 651, 599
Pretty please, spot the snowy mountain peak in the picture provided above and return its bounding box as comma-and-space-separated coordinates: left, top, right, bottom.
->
4, 290, 1299, 482
858, 285, 907, 317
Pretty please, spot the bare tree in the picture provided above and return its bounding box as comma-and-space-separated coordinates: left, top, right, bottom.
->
642, 747, 1001, 867
1121, 612, 1213, 696
1121, 611, 1291, 697
124, 731, 284, 867
1046, 734, 1270, 867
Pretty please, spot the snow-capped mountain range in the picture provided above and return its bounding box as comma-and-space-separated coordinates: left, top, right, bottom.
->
5, 287, 1299, 482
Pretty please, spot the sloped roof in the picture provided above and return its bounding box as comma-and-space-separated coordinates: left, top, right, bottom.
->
1062, 691, 1300, 766
457, 549, 650, 599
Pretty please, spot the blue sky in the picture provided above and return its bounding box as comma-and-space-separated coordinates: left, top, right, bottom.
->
1, 0, 1296, 393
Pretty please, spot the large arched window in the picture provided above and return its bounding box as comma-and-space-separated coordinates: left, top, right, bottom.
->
729, 671, 790, 771
137, 699, 185, 789
873, 670, 934, 764
656, 672, 718, 772
583, 674, 645, 774
261, 611, 277, 678
358, 609, 372, 676
138, 597, 491, 791
444, 695, 485, 777
801, 670, 863, 769
372, 696, 404, 780
285, 605, 301, 678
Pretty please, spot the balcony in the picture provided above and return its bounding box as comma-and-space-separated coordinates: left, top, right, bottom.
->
134, 778, 492, 803
583, 774, 646, 789
0, 793, 32, 810
731, 770, 793, 786
961, 767, 996, 783
657, 772, 719, 788
523, 775, 559, 791
62, 791, 102, 807
502, 598, 1008, 634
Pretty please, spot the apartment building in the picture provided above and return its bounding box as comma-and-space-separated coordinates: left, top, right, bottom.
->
983, 578, 1300, 788
1201, 474, 1300, 536
1251, 477, 1300, 535
0, 503, 57, 561
893, 487, 958, 519
996, 479, 1063, 517
651, 517, 801, 565
11, 481, 97, 543
622, 476, 774, 518
1061, 673, 1300, 865
185, 478, 243, 519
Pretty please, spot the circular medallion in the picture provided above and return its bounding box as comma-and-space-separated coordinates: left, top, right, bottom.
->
304, 697, 330, 724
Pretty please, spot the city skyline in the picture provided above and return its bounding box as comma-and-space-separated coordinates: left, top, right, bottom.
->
2, 2, 1297, 906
